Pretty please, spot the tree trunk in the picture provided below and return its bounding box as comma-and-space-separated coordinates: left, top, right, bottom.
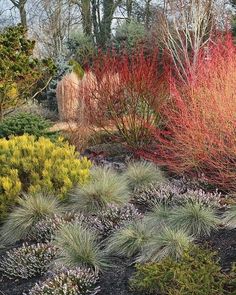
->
10, 0, 27, 28
81, 0, 92, 35
99, 0, 119, 47
126, 0, 133, 22
19, 2, 27, 28
91, 0, 99, 43
144, 0, 151, 29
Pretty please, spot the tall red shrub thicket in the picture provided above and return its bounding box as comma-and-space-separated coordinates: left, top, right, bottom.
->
139, 36, 236, 192
80, 50, 168, 147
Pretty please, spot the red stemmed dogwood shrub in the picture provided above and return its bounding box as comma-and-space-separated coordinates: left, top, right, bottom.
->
139, 37, 236, 192
80, 50, 168, 147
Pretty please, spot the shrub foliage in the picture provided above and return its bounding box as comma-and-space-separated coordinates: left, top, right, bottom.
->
0, 135, 91, 219
0, 25, 55, 120
139, 37, 236, 192
0, 112, 58, 140
82, 50, 168, 147
130, 246, 227, 295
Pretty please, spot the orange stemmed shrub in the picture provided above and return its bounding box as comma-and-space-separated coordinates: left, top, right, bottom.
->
81, 50, 168, 147
140, 37, 236, 192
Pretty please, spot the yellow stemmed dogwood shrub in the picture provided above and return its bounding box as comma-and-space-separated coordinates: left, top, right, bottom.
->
0, 135, 91, 219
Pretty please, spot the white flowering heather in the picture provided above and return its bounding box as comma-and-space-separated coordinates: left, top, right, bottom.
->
27, 267, 100, 295
93, 204, 142, 237
132, 182, 182, 206
182, 189, 222, 208
0, 243, 57, 279
28, 213, 90, 242
132, 182, 222, 208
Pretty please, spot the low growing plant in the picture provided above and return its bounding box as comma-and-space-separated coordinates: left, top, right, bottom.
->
0, 135, 91, 220
223, 205, 236, 229
27, 212, 89, 242
144, 203, 172, 228
169, 201, 220, 237
130, 246, 228, 295
124, 161, 165, 190
0, 112, 58, 140
0, 243, 57, 279
27, 267, 100, 295
1, 194, 63, 245
54, 223, 109, 272
93, 204, 141, 237
132, 182, 222, 208
106, 220, 153, 258
132, 182, 182, 206
137, 227, 193, 263
70, 167, 130, 213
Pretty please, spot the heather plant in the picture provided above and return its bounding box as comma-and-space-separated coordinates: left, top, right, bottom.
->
27, 267, 100, 295
132, 182, 183, 206
132, 182, 222, 208
182, 188, 223, 208
27, 214, 66, 243
1, 194, 63, 245
130, 246, 227, 295
169, 201, 220, 237
27, 212, 90, 242
0, 135, 91, 220
0, 112, 58, 140
0, 243, 57, 279
93, 204, 141, 237
54, 223, 109, 272
105, 220, 153, 258
124, 161, 165, 190
70, 167, 130, 213
137, 227, 193, 263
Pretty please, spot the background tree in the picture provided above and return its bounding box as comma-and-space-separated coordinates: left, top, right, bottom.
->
159, 0, 216, 83
9, 0, 28, 28
0, 25, 55, 120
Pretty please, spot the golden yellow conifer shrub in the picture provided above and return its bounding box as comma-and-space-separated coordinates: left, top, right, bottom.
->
0, 135, 91, 220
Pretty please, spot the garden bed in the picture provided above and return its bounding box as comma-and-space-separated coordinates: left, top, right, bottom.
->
0, 144, 236, 295
1, 220, 236, 295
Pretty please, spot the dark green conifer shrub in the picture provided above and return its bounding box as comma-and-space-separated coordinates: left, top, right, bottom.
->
130, 246, 229, 295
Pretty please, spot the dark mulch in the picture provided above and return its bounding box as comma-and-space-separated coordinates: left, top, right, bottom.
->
99, 257, 136, 295
0, 275, 41, 295
207, 228, 236, 271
